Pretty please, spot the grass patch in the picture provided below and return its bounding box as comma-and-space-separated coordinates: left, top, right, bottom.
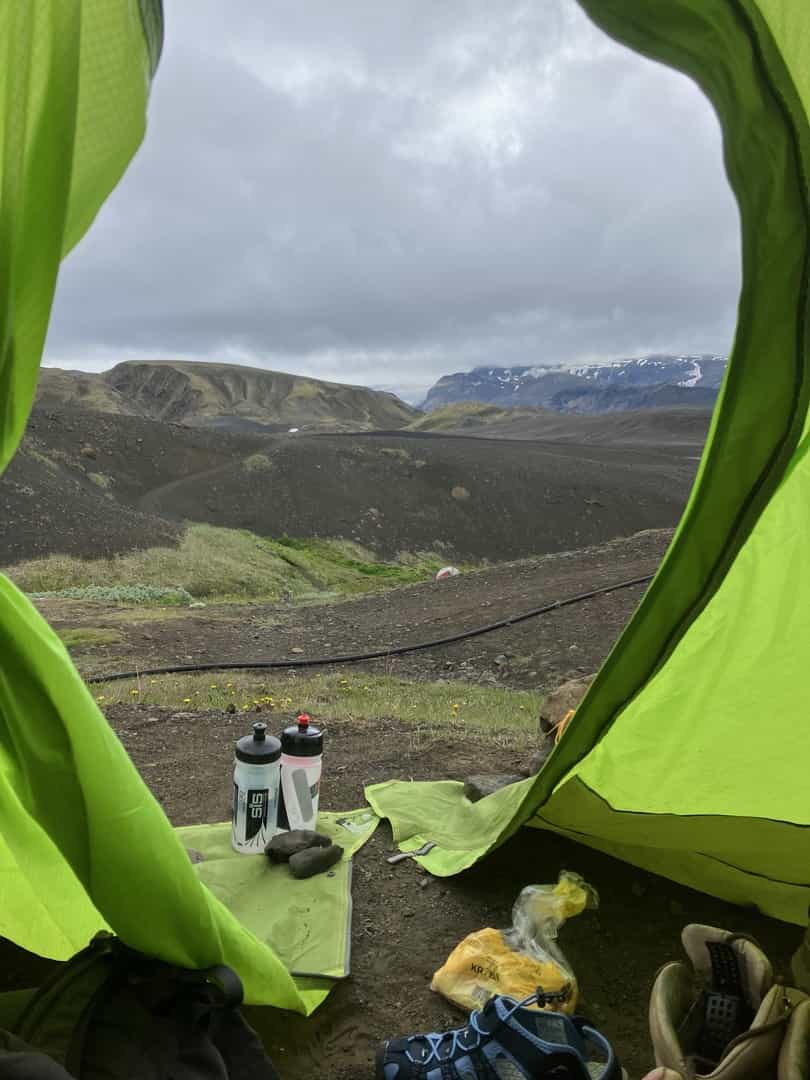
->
408, 402, 501, 431
271, 537, 451, 587
25, 448, 58, 472
288, 379, 321, 400
91, 670, 539, 732
6, 525, 452, 604
59, 627, 124, 649
99, 607, 198, 624
88, 472, 113, 489
242, 453, 273, 473
33, 585, 193, 605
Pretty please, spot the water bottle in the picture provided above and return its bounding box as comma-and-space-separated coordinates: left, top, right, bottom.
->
232, 722, 281, 854
278, 712, 323, 831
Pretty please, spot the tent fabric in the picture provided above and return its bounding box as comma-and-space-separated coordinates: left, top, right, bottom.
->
369, 0, 810, 926
0, 1, 314, 1014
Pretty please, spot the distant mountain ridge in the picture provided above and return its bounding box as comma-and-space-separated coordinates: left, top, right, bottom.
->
36, 360, 418, 432
422, 354, 727, 413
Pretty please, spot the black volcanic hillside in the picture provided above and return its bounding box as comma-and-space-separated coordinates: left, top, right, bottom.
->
1, 406, 699, 565
36, 360, 418, 432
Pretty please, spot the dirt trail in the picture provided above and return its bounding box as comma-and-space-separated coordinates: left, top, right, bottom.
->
44, 529, 672, 692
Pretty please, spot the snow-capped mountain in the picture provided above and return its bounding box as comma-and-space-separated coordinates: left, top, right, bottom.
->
421, 355, 726, 413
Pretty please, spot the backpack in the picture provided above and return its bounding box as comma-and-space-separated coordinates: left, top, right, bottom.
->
1, 933, 281, 1080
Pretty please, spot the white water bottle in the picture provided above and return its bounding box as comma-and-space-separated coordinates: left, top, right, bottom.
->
232, 722, 281, 853
278, 712, 323, 832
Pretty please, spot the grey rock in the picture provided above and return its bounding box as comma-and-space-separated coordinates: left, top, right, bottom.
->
265, 829, 331, 863
539, 675, 595, 734
521, 737, 556, 776
289, 843, 344, 879
186, 848, 205, 865
463, 774, 524, 802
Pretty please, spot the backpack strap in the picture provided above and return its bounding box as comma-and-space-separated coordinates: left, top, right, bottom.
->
198, 965, 244, 1008
13, 933, 117, 1068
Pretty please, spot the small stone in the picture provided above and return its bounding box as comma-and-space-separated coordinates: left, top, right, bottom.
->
418, 878, 431, 890
266, 829, 332, 863
521, 740, 555, 776
463, 774, 524, 802
186, 849, 205, 864
289, 843, 343, 879
290, 647, 304, 654
494, 654, 509, 667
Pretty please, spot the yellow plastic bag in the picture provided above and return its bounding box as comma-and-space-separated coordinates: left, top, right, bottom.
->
431, 871, 597, 1013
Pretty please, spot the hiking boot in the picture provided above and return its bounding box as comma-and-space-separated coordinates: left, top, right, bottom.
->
779, 999, 810, 1080
375, 991, 623, 1079
649, 924, 792, 1079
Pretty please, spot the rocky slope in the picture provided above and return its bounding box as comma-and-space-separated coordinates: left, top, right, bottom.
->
37, 360, 418, 431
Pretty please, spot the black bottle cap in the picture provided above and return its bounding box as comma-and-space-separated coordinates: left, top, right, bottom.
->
281, 713, 323, 758
235, 721, 281, 764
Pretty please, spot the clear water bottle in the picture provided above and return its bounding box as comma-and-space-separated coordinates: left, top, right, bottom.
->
232, 722, 281, 854
278, 712, 323, 832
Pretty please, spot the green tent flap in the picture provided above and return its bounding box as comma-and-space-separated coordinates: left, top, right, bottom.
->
0, 1, 309, 1013
372, 0, 810, 926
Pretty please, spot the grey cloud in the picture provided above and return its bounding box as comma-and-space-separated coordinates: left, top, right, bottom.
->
45, 0, 740, 401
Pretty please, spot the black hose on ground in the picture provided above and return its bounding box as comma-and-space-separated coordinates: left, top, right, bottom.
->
86, 572, 654, 685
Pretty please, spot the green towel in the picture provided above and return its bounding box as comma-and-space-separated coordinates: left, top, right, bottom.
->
177, 809, 378, 1000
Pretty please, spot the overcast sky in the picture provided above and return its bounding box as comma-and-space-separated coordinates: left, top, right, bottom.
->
44, 0, 741, 403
